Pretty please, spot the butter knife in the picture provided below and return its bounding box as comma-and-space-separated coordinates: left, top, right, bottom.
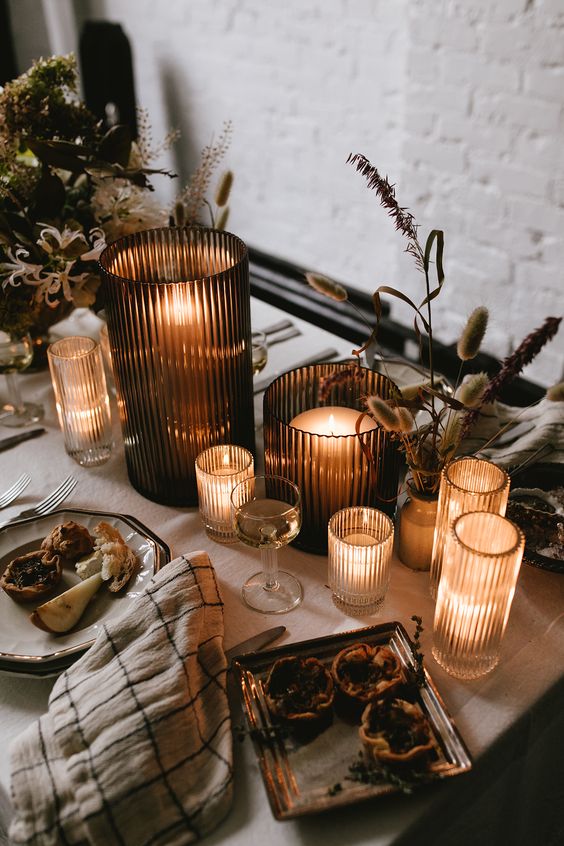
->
0, 428, 46, 453
253, 347, 340, 394
225, 625, 286, 664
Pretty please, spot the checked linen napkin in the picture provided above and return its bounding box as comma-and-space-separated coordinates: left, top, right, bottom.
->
9, 552, 233, 846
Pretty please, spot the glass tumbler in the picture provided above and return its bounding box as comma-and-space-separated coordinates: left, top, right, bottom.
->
430, 457, 510, 599
48, 336, 112, 467
432, 511, 525, 679
328, 507, 394, 615
195, 445, 254, 543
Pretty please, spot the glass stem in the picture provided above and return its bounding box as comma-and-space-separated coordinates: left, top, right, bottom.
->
6, 373, 24, 414
260, 546, 279, 591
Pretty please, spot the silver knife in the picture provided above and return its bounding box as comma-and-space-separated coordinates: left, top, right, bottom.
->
0, 428, 46, 452
225, 625, 286, 664
260, 319, 294, 336
253, 347, 340, 394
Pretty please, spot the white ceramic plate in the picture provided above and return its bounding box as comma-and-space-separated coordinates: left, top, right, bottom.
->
0, 509, 170, 666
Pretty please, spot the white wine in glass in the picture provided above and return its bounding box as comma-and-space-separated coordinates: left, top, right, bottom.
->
232, 475, 302, 613
0, 331, 44, 428
251, 331, 268, 375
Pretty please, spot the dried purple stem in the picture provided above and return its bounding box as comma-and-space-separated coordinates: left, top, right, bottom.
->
318, 363, 364, 402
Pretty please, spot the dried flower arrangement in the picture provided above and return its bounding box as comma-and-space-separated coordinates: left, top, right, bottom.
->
308, 153, 562, 495
0, 55, 234, 337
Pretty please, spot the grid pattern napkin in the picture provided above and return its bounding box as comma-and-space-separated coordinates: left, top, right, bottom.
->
9, 552, 233, 846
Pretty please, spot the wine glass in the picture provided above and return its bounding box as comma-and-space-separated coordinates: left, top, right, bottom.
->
0, 331, 44, 427
231, 474, 303, 613
251, 331, 268, 375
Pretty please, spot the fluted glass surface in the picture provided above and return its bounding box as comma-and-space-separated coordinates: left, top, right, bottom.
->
432, 511, 524, 679
430, 457, 510, 599
195, 445, 254, 543
263, 364, 400, 553
99, 227, 255, 505
48, 336, 112, 467
328, 507, 394, 614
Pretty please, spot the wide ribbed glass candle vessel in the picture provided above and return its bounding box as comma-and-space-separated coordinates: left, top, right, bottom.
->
263, 364, 400, 554
328, 507, 394, 614
195, 445, 254, 543
99, 227, 255, 505
430, 457, 510, 599
48, 336, 112, 467
432, 511, 524, 679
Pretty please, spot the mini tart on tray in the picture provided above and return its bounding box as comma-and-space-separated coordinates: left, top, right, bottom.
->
359, 697, 437, 768
0, 549, 63, 603
331, 643, 405, 720
264, 655, 334, 738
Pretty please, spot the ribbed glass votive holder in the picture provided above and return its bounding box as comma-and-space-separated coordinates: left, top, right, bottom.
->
195, 445, 254, 543
432, 511, 524, 679
99, 226, 255, 505
48, 336, 112, 467
263, 364, 400, 554
430, 457, 510, 599
328, 507, 394, 615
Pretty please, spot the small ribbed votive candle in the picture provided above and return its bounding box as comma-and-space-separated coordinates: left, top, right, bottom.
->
430, 456, 510, 600
432, 511, 524, 680
195, 445, 254, 543
328, 507, 394, 615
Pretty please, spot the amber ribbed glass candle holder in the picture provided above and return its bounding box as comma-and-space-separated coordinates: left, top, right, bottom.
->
195, 445, 254, 543
263, 364, 400, 554
99, 227, 255, 505
328, 507, 394, 615
430, 457, 510, 599
432, 511, 524, 679
48, 336, 112, 467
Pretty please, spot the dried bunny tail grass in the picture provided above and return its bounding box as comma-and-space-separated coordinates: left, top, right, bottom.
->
460, 316, 562, 438
400, 380, 430, 401
180, 120, 233, 224
216, 206, 230, 231
456, 372, 489, 408
366, 396, 402, 431
318, 364, 363, 401
306, 272, 348, 303
214, 170, 233, 207
457, 307, 489, 361
440, 415, 462, 458
396, 406, 415, 433
547, 381, 564, 402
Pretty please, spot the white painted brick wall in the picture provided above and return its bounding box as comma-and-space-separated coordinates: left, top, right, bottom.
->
73, 0, 563, 385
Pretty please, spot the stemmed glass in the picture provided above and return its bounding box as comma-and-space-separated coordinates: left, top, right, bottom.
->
0, 331, 44, 427
251, 331, 268, 375
231, 474, 303, 613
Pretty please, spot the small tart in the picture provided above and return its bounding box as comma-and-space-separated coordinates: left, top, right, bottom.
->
331, 643, 405, 720
41, 521, 94, 563
0, 549, 62, 603
359, 698, 436, 767
264, 655, 334, 736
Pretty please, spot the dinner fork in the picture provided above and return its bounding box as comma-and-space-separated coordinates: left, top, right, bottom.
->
0, 473, 31, 509
1, 475, 78, 527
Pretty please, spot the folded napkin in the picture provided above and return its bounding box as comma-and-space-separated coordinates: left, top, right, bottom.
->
9, 552, 233, 846
461, 396, 564, 468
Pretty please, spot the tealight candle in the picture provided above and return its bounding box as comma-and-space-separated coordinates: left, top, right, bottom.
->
47, 336, 112, 467
195, 445, 254, 543
328, 507, 394, 615
432, 511, 524, 679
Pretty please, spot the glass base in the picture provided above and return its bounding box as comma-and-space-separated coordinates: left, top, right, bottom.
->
242, 570, 303, 614
332, 594, 385, 616
0, 401, 44, 428
432, 646, 499, 680
68, 445, 112, 467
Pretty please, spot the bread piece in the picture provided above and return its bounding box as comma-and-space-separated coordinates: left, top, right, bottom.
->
41, 521, 94, 563
92, 521, 137, 592
1, 550, 62, 603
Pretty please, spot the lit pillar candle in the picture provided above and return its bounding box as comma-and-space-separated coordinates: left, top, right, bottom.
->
195, 445, 254, 543
328, 507, 394, 615
48, 336, 112, 467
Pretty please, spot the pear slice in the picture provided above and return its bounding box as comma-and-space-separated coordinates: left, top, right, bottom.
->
30, 573, 103, 634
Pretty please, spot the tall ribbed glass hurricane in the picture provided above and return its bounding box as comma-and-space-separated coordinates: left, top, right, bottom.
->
48, 336, 112, 467
432, 511, 524, 679
99, 227, 254, 505
430, 457, 510, 599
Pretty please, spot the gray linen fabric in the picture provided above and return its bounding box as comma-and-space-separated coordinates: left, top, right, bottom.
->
9, 552, 233, 846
